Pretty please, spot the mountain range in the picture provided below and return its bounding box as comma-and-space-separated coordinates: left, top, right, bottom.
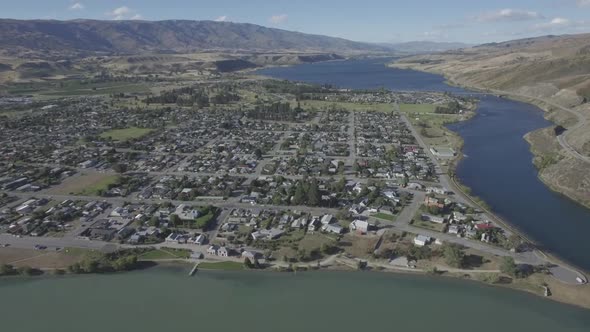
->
0, 19, 389, 58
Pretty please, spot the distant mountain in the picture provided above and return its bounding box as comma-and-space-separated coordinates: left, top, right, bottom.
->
379, 41, 471, 54
0, 19, 388, 58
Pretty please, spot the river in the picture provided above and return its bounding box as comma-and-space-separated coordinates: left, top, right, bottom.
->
256, 58, 590, 272
1, 267, 589, 331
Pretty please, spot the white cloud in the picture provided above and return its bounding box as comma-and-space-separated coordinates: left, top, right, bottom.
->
214, 15, 228, 22
269, 14, 288, 24
576, 0, 590, 7
475, 8, 543, 22
549, 17, 570, 25
531, 17, 590, 33
69, 2, 84, 10
108, 6, 141, 20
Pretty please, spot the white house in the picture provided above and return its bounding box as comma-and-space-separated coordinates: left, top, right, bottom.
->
206, 245, 219, 255
414, 235, 431, 247
322, 224, 343, 234
321, 214, 334, 225
350, 219, 370, 234
218, 247, 229, 257
421, 214, 446, 224
307, 218, 320, 232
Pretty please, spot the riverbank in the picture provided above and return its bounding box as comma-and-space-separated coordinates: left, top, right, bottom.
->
2, 245, 589, 310
390, 62, 590, 210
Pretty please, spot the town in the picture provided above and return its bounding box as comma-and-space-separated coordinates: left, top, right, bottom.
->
0, 78, 584, 290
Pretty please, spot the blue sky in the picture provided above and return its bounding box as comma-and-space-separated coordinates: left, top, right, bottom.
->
1, 0, 590, 44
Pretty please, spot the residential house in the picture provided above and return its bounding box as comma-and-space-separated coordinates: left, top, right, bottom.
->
350, 219, 370, 234
414, 235, 431, 247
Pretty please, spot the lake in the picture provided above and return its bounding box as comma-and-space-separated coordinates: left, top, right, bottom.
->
257, 58, 590, 272
1, 267, 589, 331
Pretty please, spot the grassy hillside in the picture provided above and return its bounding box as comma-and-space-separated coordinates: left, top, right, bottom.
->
393, 33, 590, 208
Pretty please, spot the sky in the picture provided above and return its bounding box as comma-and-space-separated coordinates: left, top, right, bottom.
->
1, 0, 590, 44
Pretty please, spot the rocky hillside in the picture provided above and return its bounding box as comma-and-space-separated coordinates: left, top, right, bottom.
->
0, 19, 387, 58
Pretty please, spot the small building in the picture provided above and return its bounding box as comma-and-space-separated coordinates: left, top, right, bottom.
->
321, 214, 334, 225
207, 245, 219, 255
421, 214, 445, 224
414, 235, 431, 247
350, 219, 370, 234
322, 224, 343, 234
218, 247, 229, 257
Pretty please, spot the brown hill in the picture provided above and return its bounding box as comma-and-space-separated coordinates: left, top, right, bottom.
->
0, 19, 387, 59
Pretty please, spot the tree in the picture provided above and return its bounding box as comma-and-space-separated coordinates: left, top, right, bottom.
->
307, 179, 320, 206
112, 163, 128, 173
18, 266, 35, 276
254, 148, 263, 160
292, 182, 305, 205
0, 264, 15, 276
149, 216, 160, 227
169, 214, 181, 226
500, 256, 518, 277
82, 259, 100, 273
244, 257, 253, 269
443, 244, 465, 268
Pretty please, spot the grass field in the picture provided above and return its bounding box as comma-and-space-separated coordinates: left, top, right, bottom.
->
47, 173, 120, 196
198, 261, 244, 271
411, 219, 447, 232
76, 174, 121, 196
100, 127, 153, 142
399, 103, 437, 113
139, 248, 190, 260
372, 212, 396, 221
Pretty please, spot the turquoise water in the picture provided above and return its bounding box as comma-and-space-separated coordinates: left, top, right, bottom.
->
1, 268, 589, 331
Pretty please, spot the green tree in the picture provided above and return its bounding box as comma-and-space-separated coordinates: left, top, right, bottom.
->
149, 216, 160, 227
500, 256, 518, 277
292, 182, 305, 205
307, 179, 320, 206
82, 259, 100, 273
18, 266, 35, 276
443, 244, 465, 268
244, 257, 253, 269
112, 163, 128, 173
169, 214, 181, 226
0, 264, 15, 276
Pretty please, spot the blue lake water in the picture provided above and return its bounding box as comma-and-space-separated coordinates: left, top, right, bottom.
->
257, 58, 590, 272
1, 268, 589, 331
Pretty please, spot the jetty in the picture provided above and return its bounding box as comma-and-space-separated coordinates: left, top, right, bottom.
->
189, 262, 200, 276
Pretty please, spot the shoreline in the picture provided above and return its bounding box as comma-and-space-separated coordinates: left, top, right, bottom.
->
6, 257, 589, 310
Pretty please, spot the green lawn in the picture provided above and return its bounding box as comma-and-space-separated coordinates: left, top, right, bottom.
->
372, 212, 396, 221
198, 261, 244, 271
139, 248, 190, 260
100, 127, 154, 142
76, 175, 121, 196
411, 219, 447, 232
399, 103, 437, 113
